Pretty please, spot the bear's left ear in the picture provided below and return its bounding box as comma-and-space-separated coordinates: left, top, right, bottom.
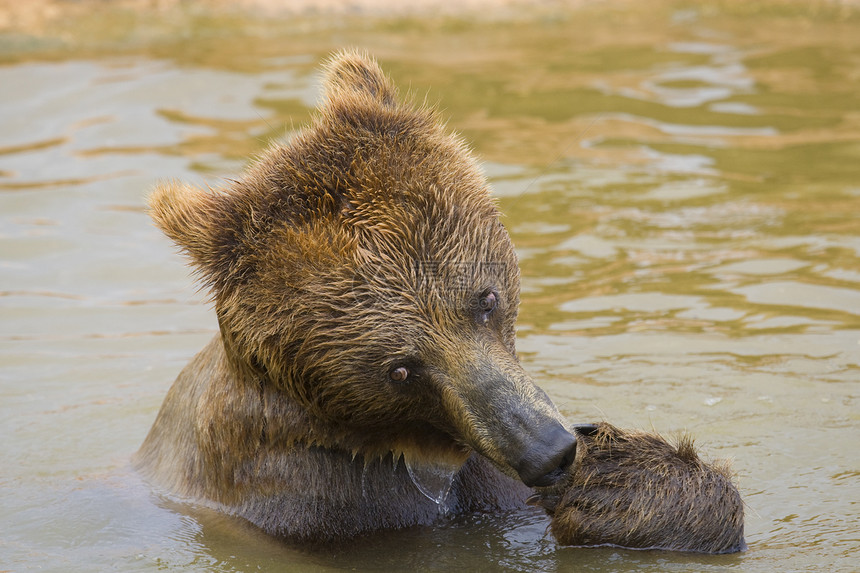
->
321, 48, 398, 107
148, 181, 237, 293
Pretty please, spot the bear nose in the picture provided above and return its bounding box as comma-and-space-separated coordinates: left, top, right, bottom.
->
515, 424, 578, 488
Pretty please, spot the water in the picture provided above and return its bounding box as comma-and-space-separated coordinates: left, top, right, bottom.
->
1, 2, 858, 571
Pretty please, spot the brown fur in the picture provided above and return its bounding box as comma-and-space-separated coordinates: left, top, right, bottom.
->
135, 50, 577, 542
530, 423, 746, 554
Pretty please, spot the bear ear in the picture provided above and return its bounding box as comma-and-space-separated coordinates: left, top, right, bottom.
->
148, 181, 234, 292
321, 48, 398, 107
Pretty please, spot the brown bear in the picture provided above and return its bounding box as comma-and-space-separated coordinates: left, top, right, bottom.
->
529, 423, 746, 553
135, 50, 745, 551
134, 49, 580, 542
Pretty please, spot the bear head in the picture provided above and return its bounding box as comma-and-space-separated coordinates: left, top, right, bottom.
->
148, 49, 576, 488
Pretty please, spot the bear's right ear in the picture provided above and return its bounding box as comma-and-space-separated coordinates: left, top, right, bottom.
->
321, 49, 398, 107
148, 181, 235, 293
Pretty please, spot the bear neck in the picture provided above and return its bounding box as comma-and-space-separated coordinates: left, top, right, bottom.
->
137, 333, 474, 510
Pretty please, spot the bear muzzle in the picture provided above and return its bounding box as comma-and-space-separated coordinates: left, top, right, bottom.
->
446, 340, 579, 488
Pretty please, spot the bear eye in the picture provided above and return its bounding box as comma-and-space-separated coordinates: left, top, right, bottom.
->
477, 290, 498, 322
479, 291, 498, 312
389, 366, 410, 383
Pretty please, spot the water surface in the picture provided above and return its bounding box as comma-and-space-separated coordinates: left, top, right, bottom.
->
1, 2, 858, 571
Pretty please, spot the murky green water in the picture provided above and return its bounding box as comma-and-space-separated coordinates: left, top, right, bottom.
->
2, 2, 858, 571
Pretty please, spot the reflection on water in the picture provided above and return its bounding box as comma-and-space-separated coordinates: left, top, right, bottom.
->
1, 1, 858, 571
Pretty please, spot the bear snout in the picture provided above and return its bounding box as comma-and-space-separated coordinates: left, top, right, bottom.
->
513, 423, 578, 487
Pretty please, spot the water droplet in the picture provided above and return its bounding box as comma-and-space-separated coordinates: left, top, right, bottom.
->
403, 454, 463, 508
360, 464, 370, 499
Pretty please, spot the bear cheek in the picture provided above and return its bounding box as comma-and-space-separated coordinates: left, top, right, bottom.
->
303, 369, 432, 428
